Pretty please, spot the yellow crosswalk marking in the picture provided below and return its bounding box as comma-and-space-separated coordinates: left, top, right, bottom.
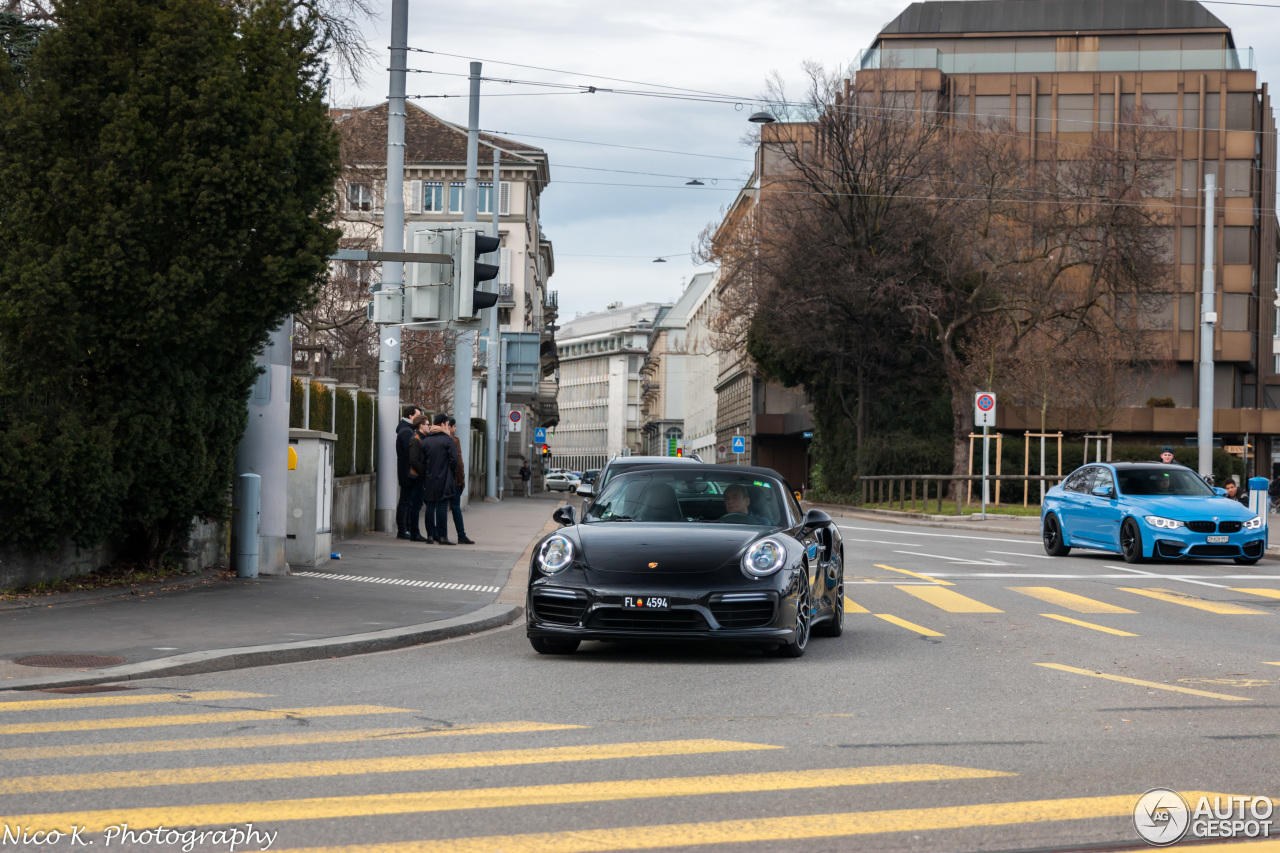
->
1119, 587, 1270, 615
2, 764, 1015, 833
1231, 588, 1280, 601
0, 722, 584, 762
1039, 614, 1138, 636
1009, 587, 1135, 614
874, 614, 945, 637
268, 792, 1233, 853
1266, 662, 1280, 666
0, 740, 778, 795
875, 564, 953, 586
0, 705, 413, 736
843, 596, 870, 614
1036, 663, 1252, 701
0, 690, 266, 713
897, 586, 1002, 613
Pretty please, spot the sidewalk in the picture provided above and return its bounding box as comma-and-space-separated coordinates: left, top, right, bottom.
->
0, 492, 562, 691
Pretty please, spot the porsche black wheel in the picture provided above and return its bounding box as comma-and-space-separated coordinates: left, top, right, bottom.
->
530, 637, 580, 655
772, 576, 812, 658
1120, 519, 1145, 564
1042, 514, 1071, 557
812, 559, 843, 638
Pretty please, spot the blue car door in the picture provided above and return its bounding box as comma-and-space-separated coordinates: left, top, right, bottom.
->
1081, 466, 1122, 547
1058, 467, 1096, 541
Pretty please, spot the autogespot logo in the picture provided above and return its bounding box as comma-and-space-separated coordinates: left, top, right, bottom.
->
1134, 788, 1191, 846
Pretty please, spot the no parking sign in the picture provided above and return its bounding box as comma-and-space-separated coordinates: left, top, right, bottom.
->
974, 392, 996, 428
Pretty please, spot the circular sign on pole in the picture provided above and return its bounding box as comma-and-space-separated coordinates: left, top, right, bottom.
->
976, 393, 995, 412
717, 444, 727, 458
508, 410, 521, 424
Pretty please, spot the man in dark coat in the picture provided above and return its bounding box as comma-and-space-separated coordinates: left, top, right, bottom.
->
421, 413, 459, 544
404, 415, 431, 542
444, 417, 474, 544
395, 405, 422, 539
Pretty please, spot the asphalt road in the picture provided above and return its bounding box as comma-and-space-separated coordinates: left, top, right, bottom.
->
2, 516, 1279, 852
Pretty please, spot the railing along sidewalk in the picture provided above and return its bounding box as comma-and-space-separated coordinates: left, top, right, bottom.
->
857, 474, 1067, 515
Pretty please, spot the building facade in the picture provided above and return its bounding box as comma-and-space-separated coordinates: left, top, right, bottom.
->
858, 0, 1280, 472
552, 302, 670, 470
640, 273, 717, 458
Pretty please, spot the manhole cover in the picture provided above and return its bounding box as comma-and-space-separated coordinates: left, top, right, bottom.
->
12, 654, 127, 668
38, 685, 133, 694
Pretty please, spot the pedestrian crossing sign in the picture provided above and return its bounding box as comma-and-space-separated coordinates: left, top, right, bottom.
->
732, 436, 746, 454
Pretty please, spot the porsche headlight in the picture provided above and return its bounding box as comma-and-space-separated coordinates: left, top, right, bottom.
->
742, 538, 786, 578
1244, 516, 1264, 530
537, 535, 574, 573
1143, 516, 1184, 530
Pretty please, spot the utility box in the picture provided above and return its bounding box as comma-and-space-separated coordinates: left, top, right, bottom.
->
286, 428, 336, 567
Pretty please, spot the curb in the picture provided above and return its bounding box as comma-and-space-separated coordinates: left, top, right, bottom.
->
0, 604, 522, 692
0, 567, 232, 612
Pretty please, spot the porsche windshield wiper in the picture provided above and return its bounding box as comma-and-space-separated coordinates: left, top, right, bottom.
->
602, 515, 636, 522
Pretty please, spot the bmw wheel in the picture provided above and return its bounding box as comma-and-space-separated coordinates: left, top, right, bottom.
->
1042, 514, 1071, 557
530, 637, 580, 655
1234, 555, 1262, 566
772, 574, 812, 658
813, 557, 844, 638
1120, 519, 1145, 564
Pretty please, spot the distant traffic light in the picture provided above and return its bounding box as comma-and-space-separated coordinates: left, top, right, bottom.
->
454, 228, 501, 318
675, 447, 683, 457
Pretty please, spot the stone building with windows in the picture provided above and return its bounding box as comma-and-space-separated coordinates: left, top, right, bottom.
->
552, 302, 670, 471
639, 272, 718, 458
855, 0, 1280, 472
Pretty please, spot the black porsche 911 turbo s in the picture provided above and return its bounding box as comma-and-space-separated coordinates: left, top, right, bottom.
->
526, 464, 845, 658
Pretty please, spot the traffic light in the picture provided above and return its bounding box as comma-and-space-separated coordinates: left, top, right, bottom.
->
405, 228, 451, 323
541, 445, 550, 458
675, 447, 683, 457
453, 227, 501, 318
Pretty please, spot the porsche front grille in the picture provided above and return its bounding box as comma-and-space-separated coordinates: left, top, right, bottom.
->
710, 596, 775, 629
531, 589, 588, 626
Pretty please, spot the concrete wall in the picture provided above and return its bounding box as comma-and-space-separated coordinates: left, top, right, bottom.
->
332, 474, 373, 543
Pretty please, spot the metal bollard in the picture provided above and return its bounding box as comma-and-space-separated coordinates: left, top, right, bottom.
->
235, 473, 261, 578
1249, 476, 1269, 533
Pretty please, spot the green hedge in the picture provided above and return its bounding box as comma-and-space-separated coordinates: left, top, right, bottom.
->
289, 378, 305, 429
356, 392, 374, 475
334, 391, 354, 477
308, 381, 332, 434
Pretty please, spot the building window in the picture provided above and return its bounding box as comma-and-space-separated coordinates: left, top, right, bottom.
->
424, 181, 444, 212
1222, 226, 1254, 265
347, 182, 372, 211
1035, 94, 1051, 133
1226, 93, 1256, 131
1141, 93, 1178, 129
449, 183, 464, 213
1057, 94, 1093, 133
479, 182, 493, 215
1014, 94, 1031, 132
1098, 93, 1115, 132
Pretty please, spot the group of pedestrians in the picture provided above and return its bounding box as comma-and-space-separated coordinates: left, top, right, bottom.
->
395, 405, 473, 545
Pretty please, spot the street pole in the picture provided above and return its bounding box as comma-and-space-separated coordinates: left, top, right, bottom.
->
1198, 174, 1216, 481
498, 335, 508, 496
374, 0, 408, 532
484, 145, 501, 501
981, 424, 989, 521
454, 60, 481, 507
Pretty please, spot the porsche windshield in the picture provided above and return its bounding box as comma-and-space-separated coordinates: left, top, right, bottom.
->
585, 471, 789, 526
1116, 466, 1216, 497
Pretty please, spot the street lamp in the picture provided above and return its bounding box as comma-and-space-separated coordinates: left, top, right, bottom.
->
748, 110, 776, 124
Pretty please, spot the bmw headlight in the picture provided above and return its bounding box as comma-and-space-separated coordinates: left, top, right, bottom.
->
1143, 516, 1184, 530
742, 538, 786, 578
1244, 516, 1264, 530
537, 535, 574, 573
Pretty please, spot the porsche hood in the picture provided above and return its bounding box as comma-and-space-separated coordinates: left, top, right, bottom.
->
575, 524, 768, 573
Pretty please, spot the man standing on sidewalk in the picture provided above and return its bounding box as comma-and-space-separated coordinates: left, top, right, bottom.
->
421, 413, 459, 545
404, 415, 431, 542
445, 417, 475, 544
395, 405, 422, 539
520, 458, 531, 497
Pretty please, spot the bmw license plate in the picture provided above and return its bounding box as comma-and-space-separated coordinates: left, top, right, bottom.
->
623, 596, 668, 610
1207, 535, 1229, 544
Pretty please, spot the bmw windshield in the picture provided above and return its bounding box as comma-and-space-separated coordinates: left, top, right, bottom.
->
584, 471, 790, 527
1116, 466, 1216, 497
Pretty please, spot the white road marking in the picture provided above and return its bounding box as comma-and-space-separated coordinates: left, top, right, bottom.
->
893, 550, 1018, 566
842, 537, 915, 546
292, 571, 500, 594
838, 525, 1036, 544
1104, 565, 1229, 589
988, 550, 1054, 560
926, 572, 1280, 580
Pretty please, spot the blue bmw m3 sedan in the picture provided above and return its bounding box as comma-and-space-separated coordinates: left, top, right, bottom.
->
1041, 462, 1265, 565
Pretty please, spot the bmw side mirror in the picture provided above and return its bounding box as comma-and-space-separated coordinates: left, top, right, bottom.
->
1091, 486, 1115, 499
1213, 487, 1228, 497
552, 506, 575, 527
575, 484, 594, 498
802, 508, 831, 528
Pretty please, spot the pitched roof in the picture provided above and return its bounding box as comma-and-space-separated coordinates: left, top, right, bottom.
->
333, 102, 547, 167
879, 0, 1229, 36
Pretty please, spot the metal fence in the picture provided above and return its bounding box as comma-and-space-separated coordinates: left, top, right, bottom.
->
858, 474, 1067, 515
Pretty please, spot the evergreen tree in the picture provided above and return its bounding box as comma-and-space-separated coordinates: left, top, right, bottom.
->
0, 0, 340, 561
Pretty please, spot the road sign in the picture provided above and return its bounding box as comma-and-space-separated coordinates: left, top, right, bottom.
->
533, 427, 547, 444
508, 410, 521, 424
732, 436, 746, 454
802, 431, 813, 439
717, 445, 727, 458
974, 392, 996, 428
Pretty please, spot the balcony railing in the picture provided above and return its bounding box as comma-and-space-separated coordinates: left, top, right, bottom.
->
857, 46, 1254, 74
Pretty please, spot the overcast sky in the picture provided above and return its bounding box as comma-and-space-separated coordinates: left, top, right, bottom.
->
331, 0, 1280, 321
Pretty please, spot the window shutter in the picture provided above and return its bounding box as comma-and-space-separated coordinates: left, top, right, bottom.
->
499, 247, 512, 285
372, 180, 384, 212
500, 181, 511, 215
408, 180, 422, 214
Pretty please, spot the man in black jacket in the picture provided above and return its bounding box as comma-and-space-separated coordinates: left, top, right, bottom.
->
395, 405, 422, 539
404, 415, 431, 542
421, 413, 460, 544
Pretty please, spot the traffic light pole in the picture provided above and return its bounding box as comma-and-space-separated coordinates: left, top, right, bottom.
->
485, 145, 501, 501
374, 0, 408, 533
454, 61, 481, 507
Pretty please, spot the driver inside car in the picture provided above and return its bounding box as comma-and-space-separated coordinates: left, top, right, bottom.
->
721, 484, 769, 525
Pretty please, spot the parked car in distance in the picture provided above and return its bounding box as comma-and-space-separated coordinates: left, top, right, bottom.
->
575, 455, 705, 500
581, 469, 601, 485
545, 472, 581, 493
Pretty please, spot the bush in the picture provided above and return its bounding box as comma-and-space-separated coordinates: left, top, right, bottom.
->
334, 391, 354, 477
289, 378, 306, 429
1146, 397, 1175, 408
356, 392, 374, 475
308, 382, 332, 434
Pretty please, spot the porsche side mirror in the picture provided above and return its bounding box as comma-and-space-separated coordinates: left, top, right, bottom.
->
802, 508, 831, 528
1091, 486, 1115, 499
552, 506, 575, 527
575, 483, 594, 498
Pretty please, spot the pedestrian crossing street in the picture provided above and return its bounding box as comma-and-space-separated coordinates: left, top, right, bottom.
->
1, 691, 1271, 852
292, 571, 502, 595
